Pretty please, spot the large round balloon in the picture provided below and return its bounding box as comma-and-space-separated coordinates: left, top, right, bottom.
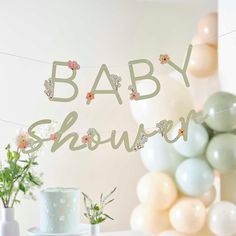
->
158, 230, 186, 236
207, 133, 236, 173
198, 186, 216, 207
141, 135, 185, 176
197, 12, 218, 46
172, 120, 209, 158
208, 201, 236, 236
129, 75, 193, 127
187, 44, 217, 78
169, 198, 206, 234
175, 159, 214, 196
203, 91, 236, 132
130, 204, 170, 235
137, 172, 178, 210
169, 71, 220, 111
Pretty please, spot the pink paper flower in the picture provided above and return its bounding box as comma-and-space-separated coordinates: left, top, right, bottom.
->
86, 92, 95, 101
67, 60, 80, 70
50, 133, 59, 141
159, 54, 170, 64
130, 91, 140, 100
16, 131, 31, 150
81, 135, 93, 144
178, 128, 185, 136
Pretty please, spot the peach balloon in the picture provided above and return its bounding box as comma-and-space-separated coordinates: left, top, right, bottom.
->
169, 198, 206, 234
158, 230, 186, 236
199, 186, 216, 207
130, 204, 170, 235
188, 44, 217, 78
137, 172, 178, 210
197, 12, 218, 46
192, 35, 217, 49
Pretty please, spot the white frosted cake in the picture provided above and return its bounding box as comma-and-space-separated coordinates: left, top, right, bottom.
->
40, 188, 80, 233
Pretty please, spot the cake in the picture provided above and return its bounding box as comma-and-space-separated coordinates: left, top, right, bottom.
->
40, 188, 80, 233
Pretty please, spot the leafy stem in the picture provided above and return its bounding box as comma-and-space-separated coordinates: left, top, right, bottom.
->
0, 144, 43, 208
10, 158, 32, 208
82, 187, 116, 225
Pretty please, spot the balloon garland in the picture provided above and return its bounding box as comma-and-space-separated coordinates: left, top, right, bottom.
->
131, 91, 236, 236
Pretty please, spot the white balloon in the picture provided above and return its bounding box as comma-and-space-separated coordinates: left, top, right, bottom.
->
141, 135, 185, 176
169, 71, 220, 111
208, 201, 236, 236
158, 230, 186, 236
129, 74, 193, 127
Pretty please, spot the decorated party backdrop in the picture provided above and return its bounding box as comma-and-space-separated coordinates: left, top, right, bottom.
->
0, 0, 217, 235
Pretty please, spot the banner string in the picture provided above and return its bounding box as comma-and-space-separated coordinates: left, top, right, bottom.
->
0, 27, 235, 68
0, 26, 235, 133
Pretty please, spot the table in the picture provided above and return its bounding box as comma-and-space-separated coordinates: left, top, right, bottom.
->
102, 231, 153, 236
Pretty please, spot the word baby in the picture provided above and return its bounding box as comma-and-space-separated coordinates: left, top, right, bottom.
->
44, 45, 192, 104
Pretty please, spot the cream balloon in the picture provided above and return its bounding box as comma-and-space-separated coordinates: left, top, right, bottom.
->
137, 172, 178, 210
129, 74, 193, 127
208, 201, 236, 236
198, 186, 216, 207
169, 198, 206, 234
158, 230, 186, 236
197, 12, 218, 46
190, 224, 214, 236
130, 204, 170, 235
187, 44, 217, 78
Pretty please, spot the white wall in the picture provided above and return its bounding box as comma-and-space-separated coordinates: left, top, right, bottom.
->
219, 0, 236, 203
0, 0, 216, 235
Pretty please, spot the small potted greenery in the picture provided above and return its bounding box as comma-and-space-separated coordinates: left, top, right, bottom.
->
0, 131, 43, 236
82, 187, 117, 236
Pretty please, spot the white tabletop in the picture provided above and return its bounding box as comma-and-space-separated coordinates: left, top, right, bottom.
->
102, 231, 153, 236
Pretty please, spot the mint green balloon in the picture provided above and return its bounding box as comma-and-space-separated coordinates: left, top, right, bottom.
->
203, 92, 236, 132
172, 120, 209, 158
175, 159, 214, 196
206, 133, 236, 173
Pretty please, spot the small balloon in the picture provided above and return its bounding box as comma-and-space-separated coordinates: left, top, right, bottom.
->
197, 12, 218, 46
187, 44, 217, 78
158, 230, 186, 236
203, 91, 236, 132
207, 133, 236, 173
137, 172, 178, 210
198, 186, 216, 207
141, 135, 185, 176
208, 201, 236, 236
169, 198, 206, 234
175, 159, 214, 196
172, 120, 209, 158
130, 204, 170, 235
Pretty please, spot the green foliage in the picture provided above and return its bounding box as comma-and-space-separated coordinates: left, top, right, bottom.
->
0, 145, 43, 208
82, 187, 116, 225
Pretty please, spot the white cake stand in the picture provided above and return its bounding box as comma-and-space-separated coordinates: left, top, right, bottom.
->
27, 224, 89, 236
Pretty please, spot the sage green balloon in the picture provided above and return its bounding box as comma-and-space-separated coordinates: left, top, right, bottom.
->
206, 133, 236, 173
203, 92, 236, 132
